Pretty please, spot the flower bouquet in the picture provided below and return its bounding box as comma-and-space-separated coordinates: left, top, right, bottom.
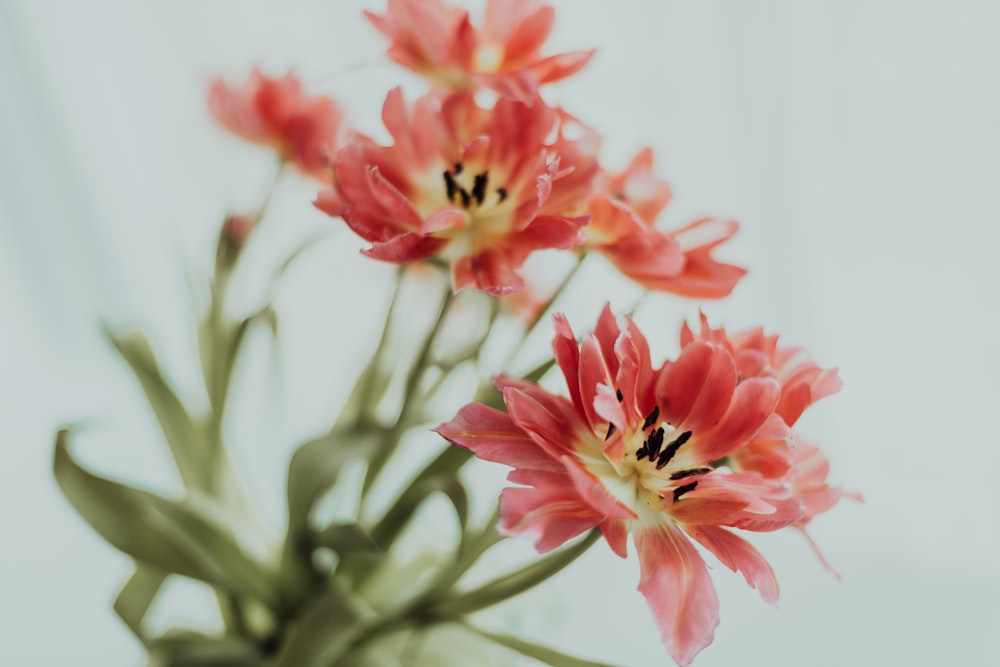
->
54, 1, 855, 665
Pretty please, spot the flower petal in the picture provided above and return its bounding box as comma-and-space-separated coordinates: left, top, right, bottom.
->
656, 341, 737, 434
434, 402, 563, 472
634, 521, 720, 667
684, 525, 779, 605
499, 469, 603, 552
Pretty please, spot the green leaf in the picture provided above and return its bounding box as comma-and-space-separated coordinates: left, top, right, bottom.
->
115, 564, 168, 644
469, 627, 622, 667
279, 426, 380, 605
146, 631, 262, 667
54, 429, 278, 609
104, 327, 210, 490
272, 587, 373, 667
285, 426, 379, 540
369, 445, 471, 550
316, 522, 382, 556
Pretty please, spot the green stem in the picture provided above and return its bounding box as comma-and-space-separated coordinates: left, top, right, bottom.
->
501, 252, 588, 371
360, 279, 456, 500
346, 266, 407, 427
428, 529, 600, 618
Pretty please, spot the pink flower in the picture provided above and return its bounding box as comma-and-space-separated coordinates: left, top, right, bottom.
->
316, 89, 598, 295
365, 0, 594, 104
437, 307, 808, 665
585, 149, 747, 298
209, 69, 346, 182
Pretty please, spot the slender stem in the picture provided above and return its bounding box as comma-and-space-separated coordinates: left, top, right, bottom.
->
360, 278, 456, 501
353, 266, 407, 425
428, 529, 600, 618
502, 252, 588, 370
255, 160, 286, 227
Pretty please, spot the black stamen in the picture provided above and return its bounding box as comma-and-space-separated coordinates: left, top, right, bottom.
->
496, 187, 508, 202
643, 426, 665, 461
458, 187, 472, 208
605, 422, 616, 440
672, 481, 698, 502
635, 444, 648, 460
655, 430, 692, 470
453, 162, 463, 175
443, 171, 458, 203
471, 172, 489, 206
642, 406, 660, 431
669, 467, 711, 481
616, 388, 624, 402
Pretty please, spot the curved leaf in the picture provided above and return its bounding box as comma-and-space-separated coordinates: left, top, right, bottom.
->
105, 327, 210, 490
115, 564, 168, 644
54, 429, 278, 609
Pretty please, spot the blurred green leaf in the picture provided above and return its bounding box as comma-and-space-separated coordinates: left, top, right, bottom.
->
115, 564, 168, 644
316, 522, 381, 556
280, 426, 380, 604
147, 631, 262, 667
272, 587, 372, 667
369, 445, 471, 550
54, 429, 278, 609
104, 327, 210, 490
285, 426, 379, 540
469, 627, 622, 667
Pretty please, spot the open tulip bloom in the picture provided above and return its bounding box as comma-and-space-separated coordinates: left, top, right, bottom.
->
54, 1, 855, 666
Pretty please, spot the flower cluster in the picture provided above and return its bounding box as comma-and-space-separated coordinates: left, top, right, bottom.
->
210, 0, 745, 299
56, 2, 855, 666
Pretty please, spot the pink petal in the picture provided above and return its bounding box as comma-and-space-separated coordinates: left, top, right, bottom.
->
634, 521, 720, 667
419, 206, 468, 234
313, 188, 342, 218
450, 248, 525, 295
365, 165, 422, 227
434, 402, 563, 472
361, 232, 445, 263
552, 313, 584, 415
656, 341, 737, 434
503, 386, 586, 461
598, 517, 629, 558
684, 525, 779, 605
499, 469, 603, 553
531, 50, 596, 84
690, 377, 782, 463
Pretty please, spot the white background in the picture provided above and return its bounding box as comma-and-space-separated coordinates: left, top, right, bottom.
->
1, 1, 998, 665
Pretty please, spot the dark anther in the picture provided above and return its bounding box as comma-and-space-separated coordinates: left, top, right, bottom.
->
655, 430, 692, 470
672, 481, 698, 502
496, 187, 508, 202
669, 467, 711, 481
643, 426, 665, 461
472, 172, 489, 206
605, 422, 616, 440
443, 171, 458, 203
642, 406, 660, 431
458, 187, 472, 207
616, 388, 624, 402
454, 162, 463, 175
